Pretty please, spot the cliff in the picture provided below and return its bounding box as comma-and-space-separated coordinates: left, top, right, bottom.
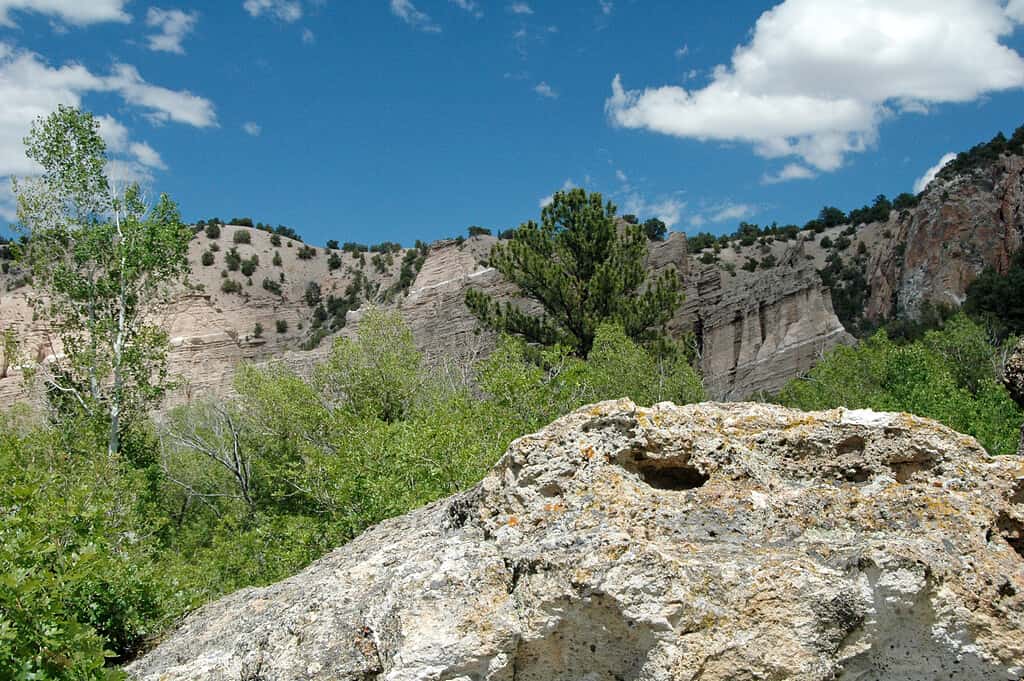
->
128, 400, 1024, 680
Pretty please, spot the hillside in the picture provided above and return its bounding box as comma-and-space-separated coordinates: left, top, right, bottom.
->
2, 131, 1023, 408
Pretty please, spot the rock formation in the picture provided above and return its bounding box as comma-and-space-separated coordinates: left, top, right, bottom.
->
866, 154, 1024, 321
129, 400, 1024, 681
1007, 338, 1024, 456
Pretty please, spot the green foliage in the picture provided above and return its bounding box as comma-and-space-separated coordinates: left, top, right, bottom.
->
230, 217, 253, 227
13, 105, 191, 456
776, 316, 1022, 455
270, 233, 281, 247
224, 247, 241, 271
642, 218, 667, 242
937, 126, 1024, 181
304, 281, 321, 307
221, 279, 243, 294
262, 277, 282, 295
467, 226, 491, 237
204, 223, 220, 239
328, 252, 342, 271
276, 319, 288, 334
297, 245, 317, 260
466, 188, 682, 356
963, 248, 1024, 339
253, 323, 263, 338
201, 251, 215, 267
0, 420, 158, 679
232, 230, 251, 245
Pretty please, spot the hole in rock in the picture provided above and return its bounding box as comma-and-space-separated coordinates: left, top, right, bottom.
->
889, 459, 935, 484
511, 594, 657, 681
1009, 480, 1024, 505
633, 460, 709, 491
842, 466, 871, 483
836, 435, 866, 456
996, 513, 1024, 559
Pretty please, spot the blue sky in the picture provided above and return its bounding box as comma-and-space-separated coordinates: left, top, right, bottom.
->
3, 0, 1024, 246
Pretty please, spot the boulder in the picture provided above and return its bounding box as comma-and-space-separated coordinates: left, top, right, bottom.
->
130, 400, 1024, 680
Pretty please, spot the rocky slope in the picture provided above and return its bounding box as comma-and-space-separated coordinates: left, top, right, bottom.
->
128, 400, 1024, 680
3, 143, 1024, 409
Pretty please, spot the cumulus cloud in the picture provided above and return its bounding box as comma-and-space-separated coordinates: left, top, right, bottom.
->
390, 0, 440, 32
606, 0, 1024, 173
913, 152, 957, 193
243, 0, 302, 22
762, 162, 816, 184
509, 2, 533, 15
540, 178, 577, 208
242, 121, 262, 136
534, 81, 558, 99
146, 8, 199, 54
598, 1, 613, 15
301, 27, 315, 43
0, 0, 130, 26
0, 43, 216, 217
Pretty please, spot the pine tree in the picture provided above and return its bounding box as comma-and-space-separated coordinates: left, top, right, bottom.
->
465, 188, 682, 356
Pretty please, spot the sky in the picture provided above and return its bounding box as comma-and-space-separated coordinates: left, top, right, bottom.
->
3, 0, 1024, 246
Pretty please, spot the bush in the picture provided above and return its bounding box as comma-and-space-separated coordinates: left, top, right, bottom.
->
221, 278, 243, 294
468, 226, 491, 237
304, 281, 322, 307
328, 252, 342, 271
241, 258, 257, 277
273, 251, 283, 267
201, 251, 215, 267
205, 223, 221, 239
262, 277, 282, 295
276, 319, 288, 334
270, 233, 281, 247
233, 230, 251, 244
326, 239, 339, 250
253, 323, 263, 338
225, 248, 241, 272
297, 245, 317, 260
209, 241, 220, 252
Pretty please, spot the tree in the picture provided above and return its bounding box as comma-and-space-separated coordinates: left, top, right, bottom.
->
465, 188, 682, 356
0, 328, 17, 379
642, 218, 667, 241
13, 106, 191, 456
468, 226, 492, 237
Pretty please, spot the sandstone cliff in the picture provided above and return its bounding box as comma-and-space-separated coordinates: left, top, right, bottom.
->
128, 400, 1024, 680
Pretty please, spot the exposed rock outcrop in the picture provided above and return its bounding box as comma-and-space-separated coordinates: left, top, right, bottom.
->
867, 155, 1024, 321
1007, 338, 1024, 456
130, 400, 1024, 681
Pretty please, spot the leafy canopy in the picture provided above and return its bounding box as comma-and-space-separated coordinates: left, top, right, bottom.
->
13, 105, 191, 456
466, 188, 681, 356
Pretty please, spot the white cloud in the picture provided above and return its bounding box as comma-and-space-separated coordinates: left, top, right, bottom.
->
0, 0, 130, 27
106, 63, 217, 128
598, 0, 613, 15
243, 0, 302, 22
509, 2, 533, 15
607, 0, 1024, 173
301, 27, 315, 43
674, 44, 689, 59
534, 81, 558, 99
128, 141, 167, 169
450, 0, 482, 18
762, 162, 816, 184
621, 193, 686, 228
390, 0, 440, 32
0, 43, 216, 218
243, 121, 262, 136
709, 203, 756, 223
913, 151, 957, 193
146, 8, 199, 55
615, 169, 628, 183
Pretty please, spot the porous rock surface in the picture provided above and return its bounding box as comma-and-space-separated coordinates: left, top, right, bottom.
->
129, 401, 1024, 681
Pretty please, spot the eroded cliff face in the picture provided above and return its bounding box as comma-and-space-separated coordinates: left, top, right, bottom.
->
866, 154, 1024, 320
0, 226, 856, 406
128, 400, 1024, 681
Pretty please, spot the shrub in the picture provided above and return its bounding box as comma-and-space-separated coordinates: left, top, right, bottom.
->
205, 223, 221, 239
273, 251, 283, 267
304, 281, 322, 307
241, 259, 257, 277
297, 245, 317, 260
468, 226, 491, 237
233, 230, 251, 244
209, 241, 220, 252
276, 319, 288, 334
253, 323, 263, 338
221, 278, 243, 294
328, 252, 342, 271
270, 233, 281, 247
262, 278, 282, 295
225, 248, 242, 271
201, 251, 215, 266
326, 240, 339, 250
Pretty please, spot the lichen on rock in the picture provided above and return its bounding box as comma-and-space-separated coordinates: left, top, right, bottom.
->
129, 400, 1024, 681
